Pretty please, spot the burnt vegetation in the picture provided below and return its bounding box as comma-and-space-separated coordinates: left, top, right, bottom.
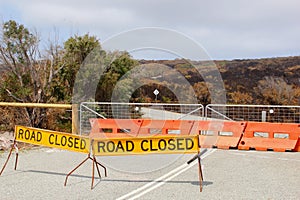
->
137, 57, 300, 105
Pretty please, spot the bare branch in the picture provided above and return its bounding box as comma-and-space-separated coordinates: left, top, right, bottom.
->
5, 89, 24, 102
53, 63, 65, 76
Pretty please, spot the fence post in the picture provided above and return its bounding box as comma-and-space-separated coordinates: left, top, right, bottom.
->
261, 111, 266, 122
72, 104, 79, 134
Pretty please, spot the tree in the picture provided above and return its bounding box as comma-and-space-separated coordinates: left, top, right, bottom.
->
56, 35, 138, 103
193, 82, 211, 105
256, 76, 300, 105
55, 34, 102, 101
95, 52, 138, 102
229, 91, 253, 104
0, 20, 64, 128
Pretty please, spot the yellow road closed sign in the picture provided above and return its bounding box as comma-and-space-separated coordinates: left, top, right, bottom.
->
15, 125, 90, 153
92, 135, 199, 156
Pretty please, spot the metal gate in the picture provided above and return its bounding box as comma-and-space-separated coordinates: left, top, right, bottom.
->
80, 102, 204, 135
205, 104, 300, 123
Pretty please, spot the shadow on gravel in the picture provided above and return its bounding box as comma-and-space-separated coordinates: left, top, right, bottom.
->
24, 169, 213, 186
191, 180, 213, 186
26, 169, 93, 179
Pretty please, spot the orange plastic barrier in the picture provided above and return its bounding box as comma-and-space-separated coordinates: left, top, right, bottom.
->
190, 121, 246, 149
90, 119, 196, 137
139, 119, 194, 135
89, 119, 143, 138
238, 122, 300, 152
89, 119, 300, 152
295, 138, 300, 152
89, 119, 246, 149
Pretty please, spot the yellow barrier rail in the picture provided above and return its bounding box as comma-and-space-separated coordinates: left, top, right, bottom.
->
0, 102, 78, 134
0, 102, 72, 109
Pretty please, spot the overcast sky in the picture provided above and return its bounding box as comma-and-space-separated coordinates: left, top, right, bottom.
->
0, 0, 300, 60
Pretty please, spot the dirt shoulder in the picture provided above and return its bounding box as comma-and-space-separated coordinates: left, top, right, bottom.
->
0, 131, 14, 150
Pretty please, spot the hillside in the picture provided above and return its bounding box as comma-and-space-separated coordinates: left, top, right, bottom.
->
136, 56, 300, 105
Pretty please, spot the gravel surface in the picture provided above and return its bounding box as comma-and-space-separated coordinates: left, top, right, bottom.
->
1, 148, 300, 200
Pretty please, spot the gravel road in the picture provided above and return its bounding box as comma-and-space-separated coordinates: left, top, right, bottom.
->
1, 148, 300, 200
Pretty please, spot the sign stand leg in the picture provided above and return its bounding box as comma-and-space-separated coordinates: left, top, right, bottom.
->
0, 140, 18, 175
186, 153, 204, 192
93, 155, 107, 177
90, 155, 107, 189
187, 148, 207, 192
64, 154, 90, 186
91, 155, 95, 189
197, 156, 203, 192
64, 153, 107, 189
14, 150, 19, 170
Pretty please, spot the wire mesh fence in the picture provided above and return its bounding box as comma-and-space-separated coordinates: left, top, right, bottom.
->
79, 102, 204, 135
205, 104, 300, 123
80, 103, 300, 135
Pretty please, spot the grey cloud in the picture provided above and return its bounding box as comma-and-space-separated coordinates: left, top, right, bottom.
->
2, 0, 300, 59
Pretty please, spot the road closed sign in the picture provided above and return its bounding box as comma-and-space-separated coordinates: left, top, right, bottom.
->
92, 135, 199, 156
15, 125, 90, 153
